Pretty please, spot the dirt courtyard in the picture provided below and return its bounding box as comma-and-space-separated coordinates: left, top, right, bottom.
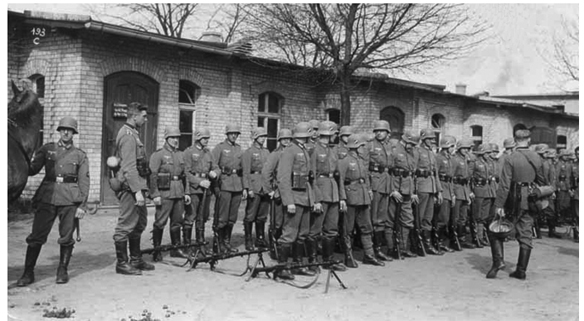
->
6, 207, 579, 321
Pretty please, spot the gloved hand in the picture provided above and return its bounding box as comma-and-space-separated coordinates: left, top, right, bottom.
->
248, 190, 255, 199
436, 192, 444, 205
313, 203, 323, 213
496, 207, 505, 218
153, 196, 162, 206
135, 191, 146, 206
208, 170, 217, 179
340, 200, 347, 213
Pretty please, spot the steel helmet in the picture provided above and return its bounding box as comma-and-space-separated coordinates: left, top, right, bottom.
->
277, 128, 293, 141
57, 117, 78, 134
372, 120, 390, 132
440, 135, 456, 148
194, 128, 211, 141
456, 138, 474, 149
225, 124, 241, 134
420, 128, 436, 141
164, 127, 181, 139
489, 143, 500, 153
318, 121, 336, 136
346, 134, 365, 149
402, 131, 419, 145
488, 217, 514, 238
545, 149, 557, 158
358, 132, 375, 144
330, 122, 339, 134
293, 122, 313, 138
339, 125, 354, 137
473, 143, 489, 154
252, 127, 268, 140
308, 119, 320, 130
535, 144, 549, 154
503, 138, 516, 149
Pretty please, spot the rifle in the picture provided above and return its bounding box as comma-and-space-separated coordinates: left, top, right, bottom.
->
268, 198, 279, 260
413, 202, 426, 257
211, 180, 222, 255
74, 217, 81, 242
141, 243, 196, 255
431, 216, 440, 251
188, 248, 268, 271
450, 223, 461, 251
393, 176, 403, 260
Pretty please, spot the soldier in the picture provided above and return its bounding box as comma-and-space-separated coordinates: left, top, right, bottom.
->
435, 135, 457, 252
277, 122, 317, 278
470, 144, 495, 248
487, 130, 545, 280
310, 121, 347, 271
149, 128, 191, 261
555, 149, 573, 225
262, 128, 293, 259
17, 117, 90, 286
306, 119, 320, 156
416, 128, 443, 255
242, 128, 270, 250
339, 134, 384, 267
367, 120, 393, 262
337, 126, 354, 160
571, 147, 579, 242
488, 143, 502, 227
184, 128, 219, 253
498, 138, 516, 172
389, 131, 420, 258
452, 138, 476, 249
211, 124, 244, 253
535, 144, 561, 239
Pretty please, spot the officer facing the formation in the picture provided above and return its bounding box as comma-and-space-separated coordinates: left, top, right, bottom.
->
184, 128, 219, 252
110, 102, 153, 276
149, 127, 191, 261
338, 134, 384, 267
310, 121, 346, 271
211, 124, 244, 254
242, 128, 270, 250
452, 138, 476, 249
277, 122, 316, 279
17, 117, 90, 286
487, 130, 546, 280
416, 128, 443, 255
435, 135, 457, 252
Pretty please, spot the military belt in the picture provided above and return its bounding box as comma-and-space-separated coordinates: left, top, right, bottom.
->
474, 178, 488, 186
222, 167, 242, 176
438, 174, 452, 182
392, 168, 413, 178
415, 169, 436, 178
251, 171, 261, 175
192, 173, 208, 178
345, 178, 366, 185
558, 175, 567, 181
48, 176, 78, 183
490, 176, 500, 183
369, 163, 389, 173
171, 176, 183, 181
319, 173, 335, 178
513, 182, 532, 187
452, 177, 468, 185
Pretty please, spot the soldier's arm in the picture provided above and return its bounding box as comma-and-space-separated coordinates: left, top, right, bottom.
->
77, 150, 90, 211
118, 134, 142, 193
241, 149, 252, 191
184, 148, 197, 188
534, 157, 546, 187
28, 144, 47, 176
338, 159, 347, 201
276, 150, 294, 206
211, 144, 223, 178
180, 152, 189, 195
261, 153, 277, 194
149, 153, 161, 199
311, 148, 323, 203
494, 155, 513, 208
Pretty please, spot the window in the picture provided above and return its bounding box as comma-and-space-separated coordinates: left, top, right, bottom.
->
513, 123, 527, 135
327, 109, 340, 125
178, 80, 200, 151
557, 135, 567, 149
431, 113, 445, 144
258, 92, 282, 151
380, 106, 405, 138
470, 125, 483, 150
28, 74, 45, 146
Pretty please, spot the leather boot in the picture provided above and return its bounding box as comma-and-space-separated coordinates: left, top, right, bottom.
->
383, 228, 397, 259
212, 226, 223, 255
305, 238, 320, 273
400, 228, 418, 258
322, 237, 347, 271
17, 245, 41, 287
438, 227, 454, 253
459, 225, 476, 249
129, 237, 155, 271
222, 225, 238, 254
291, 241, 315, 276
115, 241, 141, 275
473, 223, 484, 248
510, 247, 531, 280
344, 235, 358, 268
361, 233, 384, 266
450, 225, 462, 251
255, 221, 268, 248
244, 222, 255, 251
547, 218, 562, 239
276, 243, 294, 280
182, 226, 193, 246
169, 229, 188, 258
152, 228, 164, 262
56, 245, 73, 284
374, 231, 392, 261
486, 236, 506, 279
423, 230, 442, 255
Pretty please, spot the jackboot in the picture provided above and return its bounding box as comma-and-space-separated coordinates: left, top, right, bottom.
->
400, 227, 418, 258
115, 241, 141, 275
478, 223, 490, 247
244, 222, 255, 251
255, 221, 268, 248
361, 233, 384, 266
56, 245, 73, 284
276, 243, 294, 280
450, 225, 462, 251
129, 237, 155, 271
486, 236, 505, 279
423, 230, 442, 255
169, 229, 188, 258
509, 247, 531, 280
305, 238, 320, 273
473, 223, 484, 248
182, 226, 193, 246
438, 227, 454, 253
374, 231, 392, 261
17, 245, 42, 287
459, 225, 476, 249
291, 241, 316, 276
547, 218, 562, 239
322, 237, 347, 271
152, 228, 164, 262
212, 226, 224, 255
222, 224, 238, 254
344, 235, 358, 268
383, 228, 397, 259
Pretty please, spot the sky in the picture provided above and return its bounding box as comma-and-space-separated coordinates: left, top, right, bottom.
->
6, 3, 580, 96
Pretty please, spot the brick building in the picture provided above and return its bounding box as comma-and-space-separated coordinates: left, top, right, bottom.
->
8, 10, 579, 206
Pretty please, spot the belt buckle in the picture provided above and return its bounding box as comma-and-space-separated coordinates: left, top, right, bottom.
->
232, 169, 237, 174
359, 178, 365, 184
329, 173, 334, 178
56, 176, 64, 183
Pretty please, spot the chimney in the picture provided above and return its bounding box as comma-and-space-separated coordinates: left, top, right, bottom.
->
199, 31, 224, 43
455, 83, 467, 95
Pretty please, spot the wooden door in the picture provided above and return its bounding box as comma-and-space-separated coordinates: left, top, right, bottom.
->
101, 72, 159, 205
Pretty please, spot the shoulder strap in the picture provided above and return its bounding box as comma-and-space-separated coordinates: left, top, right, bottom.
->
516, 150, 538, 174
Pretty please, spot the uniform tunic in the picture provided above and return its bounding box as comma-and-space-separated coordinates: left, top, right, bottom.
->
416, 145, 442, 231
113, 123, 149, 243
471, 156, 495, 224
28, 140, 89, 246
184, 143, 218, 225
211, 139, 244, 228
368, 139, 393, 231
389, 143, 418, 229
310, 141, 340, 238
435, 151, 455, 228
338, 151, 373, 237
451, 152, 473, 228
572, 159, 579, 217
555, 159, 573, 213
242, 142, 270, 223
262, 145, 285, 230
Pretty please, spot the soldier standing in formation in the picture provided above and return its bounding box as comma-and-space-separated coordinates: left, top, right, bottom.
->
470, 144, 495, 248
150, 128, 191, 261
111, 103, 154, 276
535, 144, 561, 239
17, 117, 90, 286
555, 150, 573, 225
435, 135, 457, 252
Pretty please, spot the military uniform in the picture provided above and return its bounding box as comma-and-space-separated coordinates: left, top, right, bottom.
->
571, 152, 579, 242
451, 142, 475, 248
262, 143, 286, 255
555, 154, 573, 223
470, 146, 496, 247
242, 138, 270, 249
435, 145, 457, 251
537, 146, 561, 238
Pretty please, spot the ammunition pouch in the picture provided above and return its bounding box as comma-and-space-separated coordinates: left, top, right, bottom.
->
136, 157, 151, 178
292, 172, 309, 190
157, 173, 171, 190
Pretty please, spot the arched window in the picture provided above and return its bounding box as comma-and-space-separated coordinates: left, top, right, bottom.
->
326, 108, 340, 125
557, 135, 567, 149
431, 113, 445, 129
380, 106, 405, 138
28, 74, 45, 146
471, 125, 483, 150
178, 80, 200, 150
258, 92, 283, 151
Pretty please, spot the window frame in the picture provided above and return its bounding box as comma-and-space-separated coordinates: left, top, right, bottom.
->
258, 92, 283, 152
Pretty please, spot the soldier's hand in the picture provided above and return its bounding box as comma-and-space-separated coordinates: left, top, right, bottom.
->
153, 196, 162, 206
248, 190, 255, 199
340, 200, 347, 213
391, 191, 403, 203
496, 207, 505, 218
243, 189, 248, 199
436, 192, 444, 205
209, 170, 217, 179
469, 192, 475, 200
75, 208, 86, 219
287, 204, 296, 214
411, 194, 420, 204
268, 191, 276, 199
200, 179, 211, 189
184, 195, 191, 205
135, 192, 145, 206
313, 203, 323, 213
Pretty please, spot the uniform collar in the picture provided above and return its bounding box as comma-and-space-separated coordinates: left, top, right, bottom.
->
164, 142, 177, 152
224, 138, 237, 146
124, 123, 137, 131
58, 140, 74, 149
195, 143, 205, 150
441, 151, 451, 159
253, 141, 264, 149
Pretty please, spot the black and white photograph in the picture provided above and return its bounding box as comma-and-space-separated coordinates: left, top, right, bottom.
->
6, 3, 579, 321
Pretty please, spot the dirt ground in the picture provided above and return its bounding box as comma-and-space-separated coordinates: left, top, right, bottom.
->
6, 206, 579, 321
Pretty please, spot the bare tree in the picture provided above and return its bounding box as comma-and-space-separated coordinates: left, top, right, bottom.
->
204, 4, 250, 44
241, 4, 487, 125
552, 14, 579, 82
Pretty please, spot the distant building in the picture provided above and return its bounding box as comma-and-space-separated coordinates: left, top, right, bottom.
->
8, 10, 579, 206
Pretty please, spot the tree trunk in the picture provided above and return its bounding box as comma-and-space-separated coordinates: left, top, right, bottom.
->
339, 75, 352, 126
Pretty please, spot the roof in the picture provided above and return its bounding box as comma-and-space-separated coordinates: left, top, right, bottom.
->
492, 92, 579, 100
477, 96, 578, 120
